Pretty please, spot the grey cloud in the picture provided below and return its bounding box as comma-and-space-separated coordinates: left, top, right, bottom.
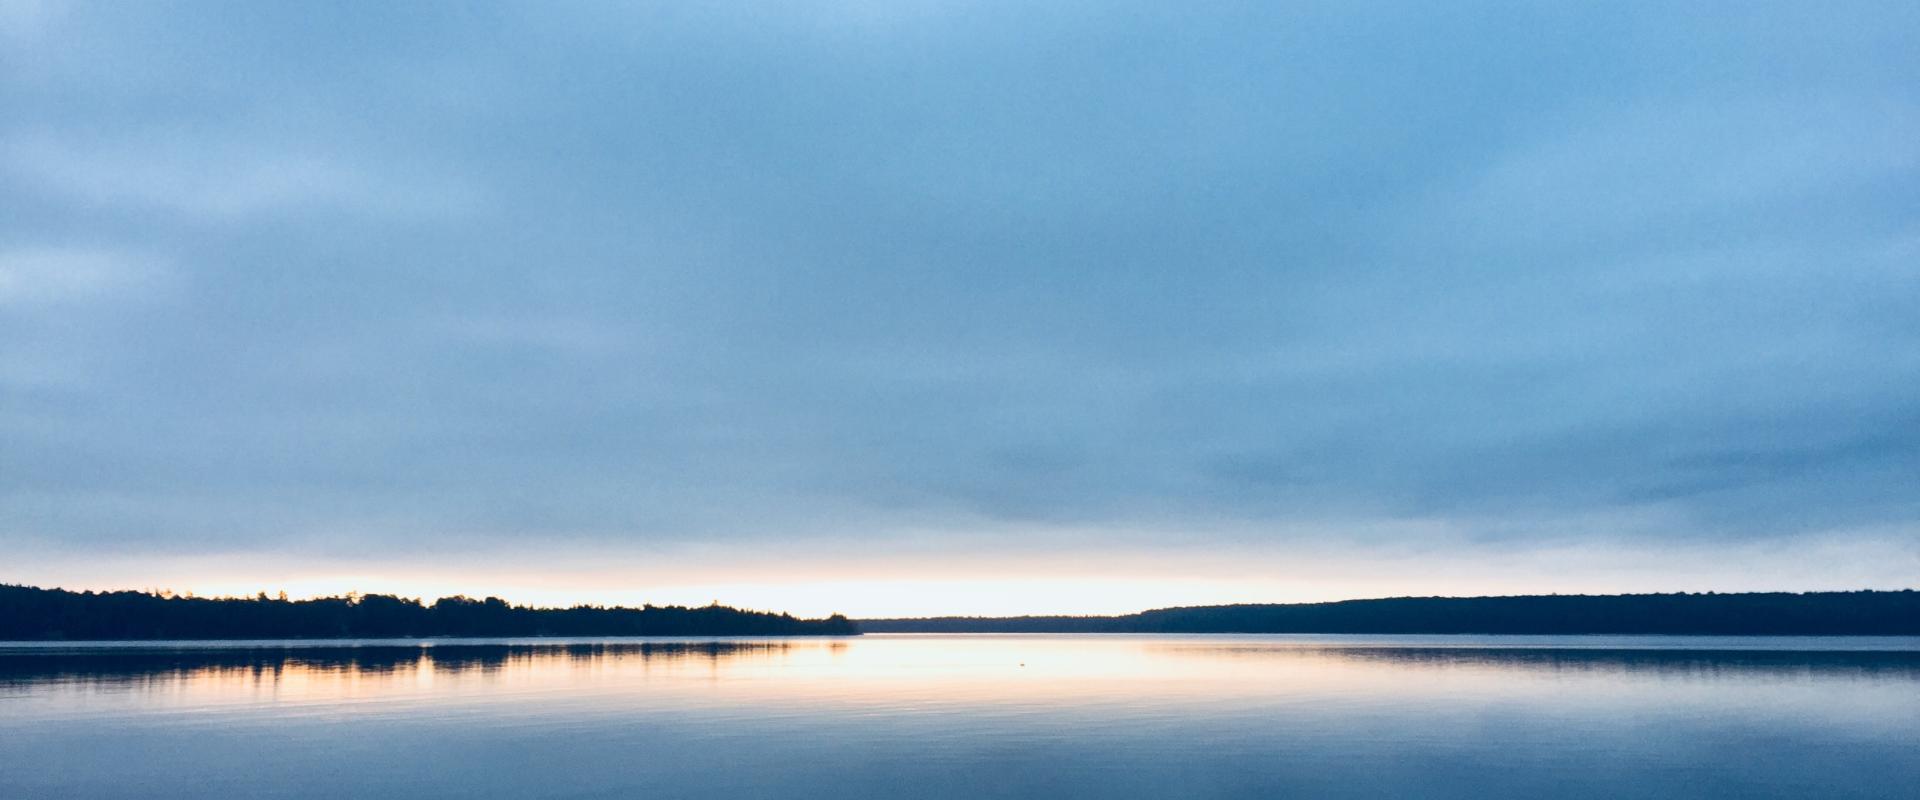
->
1, 1, 1916, 571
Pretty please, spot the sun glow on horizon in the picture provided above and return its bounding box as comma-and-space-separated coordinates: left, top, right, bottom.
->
16, 530, 1914, 619
161, 575, 1330, 618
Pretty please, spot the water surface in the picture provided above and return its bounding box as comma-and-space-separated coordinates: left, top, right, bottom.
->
3, 634, 1916, 798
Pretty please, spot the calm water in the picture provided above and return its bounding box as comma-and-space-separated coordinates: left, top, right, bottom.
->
3, 634, 1917, 799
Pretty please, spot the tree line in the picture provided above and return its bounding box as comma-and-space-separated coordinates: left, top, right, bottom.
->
0, 583, 858, 640
859, 590, 1920, 635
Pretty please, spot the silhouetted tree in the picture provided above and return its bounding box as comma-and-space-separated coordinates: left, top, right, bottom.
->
858, 590, 1920, 635
0, 584, 859, 640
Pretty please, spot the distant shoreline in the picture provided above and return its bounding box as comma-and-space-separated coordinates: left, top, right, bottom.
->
0, 584, 857, 640
9, 585, 1915, 640
859, 591, 1920, 636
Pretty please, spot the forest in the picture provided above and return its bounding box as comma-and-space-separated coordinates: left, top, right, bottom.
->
859, 591, 1920, 635
0, 583, 858, 639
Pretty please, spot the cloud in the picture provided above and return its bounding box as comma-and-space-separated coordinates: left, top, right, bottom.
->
1425, 96, 1920, 254
0, 1, 1915, 597
0, 0, 63, 43
3, 131, 482, 222
0, 246, 166, 306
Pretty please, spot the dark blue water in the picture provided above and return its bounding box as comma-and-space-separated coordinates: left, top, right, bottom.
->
3, 634, 1916, 799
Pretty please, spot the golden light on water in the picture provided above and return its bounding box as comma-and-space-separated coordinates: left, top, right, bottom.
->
13, 636, 1915, 798
20, 637, 1650, 712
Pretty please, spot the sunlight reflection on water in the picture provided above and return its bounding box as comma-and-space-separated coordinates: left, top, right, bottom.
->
3, 634, 1917, 799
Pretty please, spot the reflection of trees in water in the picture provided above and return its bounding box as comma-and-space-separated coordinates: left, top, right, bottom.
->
1162, 644, 1920, 679
7, 641, 1917, 692
0, 641, 794, 689
424, 641, 793, 677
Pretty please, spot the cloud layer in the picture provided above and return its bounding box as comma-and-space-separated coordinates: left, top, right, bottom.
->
3, 2, 1916, 601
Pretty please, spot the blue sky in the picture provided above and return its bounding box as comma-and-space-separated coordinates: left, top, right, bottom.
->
3, 2, 1916, 614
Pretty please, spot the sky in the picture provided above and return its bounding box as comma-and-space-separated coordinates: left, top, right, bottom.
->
2, 1, 1916, 617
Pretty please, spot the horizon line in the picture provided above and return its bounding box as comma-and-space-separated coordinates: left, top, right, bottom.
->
11, 580, 1916, 621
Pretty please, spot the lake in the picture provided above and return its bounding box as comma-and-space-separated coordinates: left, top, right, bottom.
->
3, 634, 1917, 799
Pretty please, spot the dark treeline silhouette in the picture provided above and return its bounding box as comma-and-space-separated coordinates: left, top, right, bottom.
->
860, 591, 1920, 635
0, 584, 858, 640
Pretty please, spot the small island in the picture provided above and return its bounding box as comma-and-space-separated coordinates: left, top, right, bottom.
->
0, 584, 858, 640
